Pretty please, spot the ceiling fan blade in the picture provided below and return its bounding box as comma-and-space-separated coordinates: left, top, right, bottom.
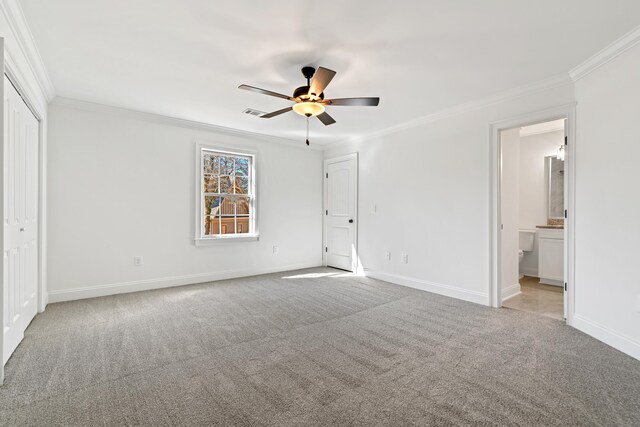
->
308, 67, 336, 97
316, 112, 336, 126
261, 106, 293, 118
324, 97, 380, 106
238, 84, 294, 101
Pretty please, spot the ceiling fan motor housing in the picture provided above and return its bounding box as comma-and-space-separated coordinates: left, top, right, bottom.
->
301, 66, 316, 80
293, 85, 324, 100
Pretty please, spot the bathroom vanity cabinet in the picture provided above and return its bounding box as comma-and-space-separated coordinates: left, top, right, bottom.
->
537, 228, 564, 286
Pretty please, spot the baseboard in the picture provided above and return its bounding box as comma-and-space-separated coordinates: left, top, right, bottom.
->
539, 277, 563, 287
502, 283, 521, 301
572, 314, 640, 361
519, 267, 538, 277
47, 262, 321, 303
364, 270, 489, 306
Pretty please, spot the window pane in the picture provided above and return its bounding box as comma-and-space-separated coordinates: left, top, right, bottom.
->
220, 156, 234, 176
203, 153, 213, 173
236, 196, 250, 216
204, 196, 222, 217
237, 196, 250, 234
203, 153, 220, 174
218, 156, 226, 175
235, 177, 249, 194
203, 175, 219, 193
237, 219, 248, 233
219, 176, 232, 194
217, 196, 235, 216
220, 196, 235, 234
235, 157, 249, 177
220, 217, 234, 234
204, 215, 220, 235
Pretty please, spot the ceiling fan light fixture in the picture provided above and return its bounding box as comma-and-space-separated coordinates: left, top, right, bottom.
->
293, 101, 325, 117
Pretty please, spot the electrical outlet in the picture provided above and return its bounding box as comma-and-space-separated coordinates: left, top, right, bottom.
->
385, 251, 391, 261
134, 256, 144, 266
273, 245, 279, 255
401, 254, 408, 264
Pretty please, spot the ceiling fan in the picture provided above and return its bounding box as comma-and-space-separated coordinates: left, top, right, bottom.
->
239, 66, 380, 145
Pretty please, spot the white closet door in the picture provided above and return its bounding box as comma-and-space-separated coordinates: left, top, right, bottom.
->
3, 75, 39, 365
325, 156, 357, 271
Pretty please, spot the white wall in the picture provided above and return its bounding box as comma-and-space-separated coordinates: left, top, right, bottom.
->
46, 102, 323, 301
321, 50, 640, 362
572, 42, 640, 359
500, 128, 521, 299
518, 130, 563, 276
324, 82, 575, 305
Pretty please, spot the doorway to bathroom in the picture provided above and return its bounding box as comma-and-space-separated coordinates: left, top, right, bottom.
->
490, 106, 575, 324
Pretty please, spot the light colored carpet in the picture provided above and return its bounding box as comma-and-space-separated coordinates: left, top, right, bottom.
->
1, 267, 638, 426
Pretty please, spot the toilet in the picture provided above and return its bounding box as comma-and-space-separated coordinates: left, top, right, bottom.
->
518, 230, 536, 278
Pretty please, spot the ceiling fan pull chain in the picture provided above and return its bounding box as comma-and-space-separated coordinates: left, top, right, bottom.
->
306, 117, 310, 146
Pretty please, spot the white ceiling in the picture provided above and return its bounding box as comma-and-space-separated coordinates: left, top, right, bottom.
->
520, 119, 565, 137
19, 0, 640, 145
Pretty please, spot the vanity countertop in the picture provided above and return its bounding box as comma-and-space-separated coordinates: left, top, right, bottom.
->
536, 225, 564, 229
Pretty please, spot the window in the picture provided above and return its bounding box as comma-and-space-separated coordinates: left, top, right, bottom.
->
196, 145, 257, 242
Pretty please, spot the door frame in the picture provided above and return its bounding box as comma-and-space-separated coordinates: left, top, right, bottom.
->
1, 41, 48, 384
489, 103, 576, 325
323, 153, 359, 272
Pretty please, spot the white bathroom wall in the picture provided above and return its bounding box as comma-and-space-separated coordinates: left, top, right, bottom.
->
500, 128, 521, 300
519, 130, 563, 229
324, 80, 575, 305
46, 101, 323, 301
518, 130, 564, 276
572, 40, 640, 359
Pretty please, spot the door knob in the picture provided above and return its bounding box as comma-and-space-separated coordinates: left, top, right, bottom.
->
348, 219, 354, 223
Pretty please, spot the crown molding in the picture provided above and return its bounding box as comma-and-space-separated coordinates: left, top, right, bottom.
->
51, 97, 324, 151
323, 73, 573, 151
570, 25, 640, 82
0, 0, 55, 101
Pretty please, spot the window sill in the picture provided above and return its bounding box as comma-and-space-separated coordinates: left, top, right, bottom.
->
194, 235, 260, 246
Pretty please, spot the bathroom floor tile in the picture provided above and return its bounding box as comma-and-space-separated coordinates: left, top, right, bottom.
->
502, 276, 564, 320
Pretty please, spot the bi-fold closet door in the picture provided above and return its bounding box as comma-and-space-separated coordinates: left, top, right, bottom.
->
2, 73, 39, 367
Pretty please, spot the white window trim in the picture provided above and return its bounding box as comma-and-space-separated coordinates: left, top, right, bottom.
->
194, 142, 259, 245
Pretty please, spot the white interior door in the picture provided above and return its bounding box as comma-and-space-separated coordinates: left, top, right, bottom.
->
563, 119, 568, 320
325, 155, 357, 271
3, 75, 39, 365
499, 128, 521, 303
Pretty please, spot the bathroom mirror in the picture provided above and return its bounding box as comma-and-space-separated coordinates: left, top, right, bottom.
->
546, 156, 564, 218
